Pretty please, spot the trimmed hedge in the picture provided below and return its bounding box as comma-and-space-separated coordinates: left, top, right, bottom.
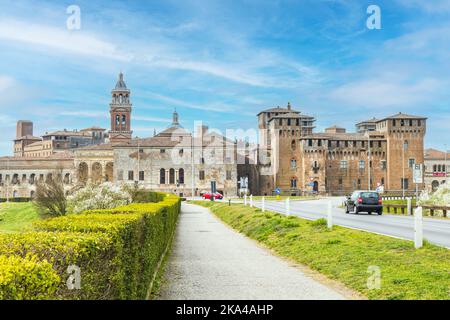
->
0, 193, 180, 299
0, 254, 60, 300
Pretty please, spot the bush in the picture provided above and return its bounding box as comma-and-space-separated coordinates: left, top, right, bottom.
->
121, 184, 166, 203
67, 183, 132, 214
34, 175, 67, 217
0, 254, 60, 300
418, 182, 450, 206
0, 194, 181, 299
0, 232, 117, 299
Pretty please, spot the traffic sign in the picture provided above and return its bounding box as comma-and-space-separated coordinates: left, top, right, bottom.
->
413, 164, 423, 184
275, 188, 281, 195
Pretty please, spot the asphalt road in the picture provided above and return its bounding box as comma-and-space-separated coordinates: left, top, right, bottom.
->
248, 197, 450, 248
159, 203, 346, 300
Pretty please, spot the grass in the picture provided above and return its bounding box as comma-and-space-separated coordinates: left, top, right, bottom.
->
191, 200, 450, 300
0, 202, 40, 233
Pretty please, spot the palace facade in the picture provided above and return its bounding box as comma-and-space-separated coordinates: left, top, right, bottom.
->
0, 73, 429, 199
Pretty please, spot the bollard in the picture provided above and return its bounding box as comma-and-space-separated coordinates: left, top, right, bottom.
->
407, 198, 412, 216
228, 199, 231, 206
244, 194, 247, 206
286, 197, 290, 215
414, 206, 423, 249
327, 201, 333, 230
250, 194, 253, 208
262, 196, 265, 212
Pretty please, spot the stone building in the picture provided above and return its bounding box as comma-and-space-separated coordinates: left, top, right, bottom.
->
0, 72, 239, 199
424, 148, 449, 191
244, 103, 427, 196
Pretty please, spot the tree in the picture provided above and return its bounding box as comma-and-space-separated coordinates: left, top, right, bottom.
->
34, 170, 67, 217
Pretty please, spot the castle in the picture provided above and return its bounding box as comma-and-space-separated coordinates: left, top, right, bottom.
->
0, 73, 427, 198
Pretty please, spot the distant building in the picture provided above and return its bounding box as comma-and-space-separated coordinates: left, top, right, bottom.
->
424, 148, 449, 191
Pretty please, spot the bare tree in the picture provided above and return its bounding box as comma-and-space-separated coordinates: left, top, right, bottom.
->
34, 169, 67, 217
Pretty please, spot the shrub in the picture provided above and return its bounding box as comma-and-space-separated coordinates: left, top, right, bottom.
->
0, 232, 118, 299
34, 175, 67, 217
418, 182, 450, 206
121, 184, 165, 203
0, 194, 181, 299
67, 182, 132, 214
0, 254, 60, 300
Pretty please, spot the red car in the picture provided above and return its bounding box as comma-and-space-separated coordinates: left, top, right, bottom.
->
202, 192, 223, 200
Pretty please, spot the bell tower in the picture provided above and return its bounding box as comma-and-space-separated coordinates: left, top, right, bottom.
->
109, 72, 132, 143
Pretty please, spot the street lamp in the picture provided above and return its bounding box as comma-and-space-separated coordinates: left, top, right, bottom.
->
402, 139, 409, 198
136, 136, 140, 185
368, 134, 371, 190
6, 157, 10, 203
445, 143, 448, 183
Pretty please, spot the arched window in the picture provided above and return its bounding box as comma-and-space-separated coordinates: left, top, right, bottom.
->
122, 114, 126, 126
291, 139, 296, 150
169, 168, 175, 184
179, 168, 185, 184
160, 168, 166, 184
116, 114, 120, 126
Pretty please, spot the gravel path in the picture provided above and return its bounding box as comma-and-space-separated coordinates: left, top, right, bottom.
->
159, 203, 346, 300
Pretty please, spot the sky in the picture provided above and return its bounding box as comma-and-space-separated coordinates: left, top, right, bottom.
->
0, 0, 449, 155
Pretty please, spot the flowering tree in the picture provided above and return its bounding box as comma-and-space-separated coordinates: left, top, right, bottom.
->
67, 182, 132, 214
418, 182, 450, 206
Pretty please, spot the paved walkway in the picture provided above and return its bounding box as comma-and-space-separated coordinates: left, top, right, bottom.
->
159, 203, 346, 300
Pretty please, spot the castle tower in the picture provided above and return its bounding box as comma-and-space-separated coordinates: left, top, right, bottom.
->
376, 113, 427, 191
109, 72, 132, 143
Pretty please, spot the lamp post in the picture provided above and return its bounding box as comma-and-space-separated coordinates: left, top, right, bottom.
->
402, 139, 408, 198
191, 129, 195, 199
368, 134, 371, 190
136, 136, 140, 185
6, 157, 10, 203
445, 143, 448, 184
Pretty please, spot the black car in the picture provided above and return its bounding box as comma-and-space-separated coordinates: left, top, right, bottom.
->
345, 190, 383, 215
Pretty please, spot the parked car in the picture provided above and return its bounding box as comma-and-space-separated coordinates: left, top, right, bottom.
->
202, 192, 223, 200
345, 190, 383, 215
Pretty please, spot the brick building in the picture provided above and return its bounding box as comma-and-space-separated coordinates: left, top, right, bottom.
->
244, 103, 427, 196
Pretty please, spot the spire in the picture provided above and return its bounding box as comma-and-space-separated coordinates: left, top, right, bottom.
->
172, 108, 180, 127
114, 72, 127, 90
287, 102, 291, 110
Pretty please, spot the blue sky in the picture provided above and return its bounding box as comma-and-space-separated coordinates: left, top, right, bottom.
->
0, 0, 449, 155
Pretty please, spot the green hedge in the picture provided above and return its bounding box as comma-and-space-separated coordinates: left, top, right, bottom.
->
0, 254, 60, 300
0, 194, 180, 299
0, 197, 31, 203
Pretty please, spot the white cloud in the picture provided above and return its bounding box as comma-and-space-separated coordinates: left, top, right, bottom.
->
329, 77, 441, 109
59, 110, 105, 117
0, 76, 14, 92
396, 0, 450, 13
0, 19, 132, 61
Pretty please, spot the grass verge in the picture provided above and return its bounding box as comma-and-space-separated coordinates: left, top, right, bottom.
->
191, 201, 450, 300
0, 202, 40, 233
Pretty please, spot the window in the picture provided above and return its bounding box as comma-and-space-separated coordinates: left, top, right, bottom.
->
291, 140, 296, 150
380, 160, 387, 170
359, 160, 365, 170
291, 159, 297, 169
128, 171, 134, 181
160, 149, 165, 154
117, 170, 123, 181
199, 170, 205, 180
169, 168, 175, 184
179, 149, 184, 156
336, 141, 340, 147
308, 139, 312, 147
226, 170, 232, 180
345, 141, 348, 148
400, 119, 405, 126
340, 160, 347, 169
287, 119, 291, 126
378, 141, 382, 148
139, 171, 145, 181
160, 168, 165, 184
408, 158, 415, 168
401, 178, 409, 189
381, 177, 385, 185
318, 140, 322, 147
290, 178, 297, 188
179, 169, 185, 184
338, 178, 343, 185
